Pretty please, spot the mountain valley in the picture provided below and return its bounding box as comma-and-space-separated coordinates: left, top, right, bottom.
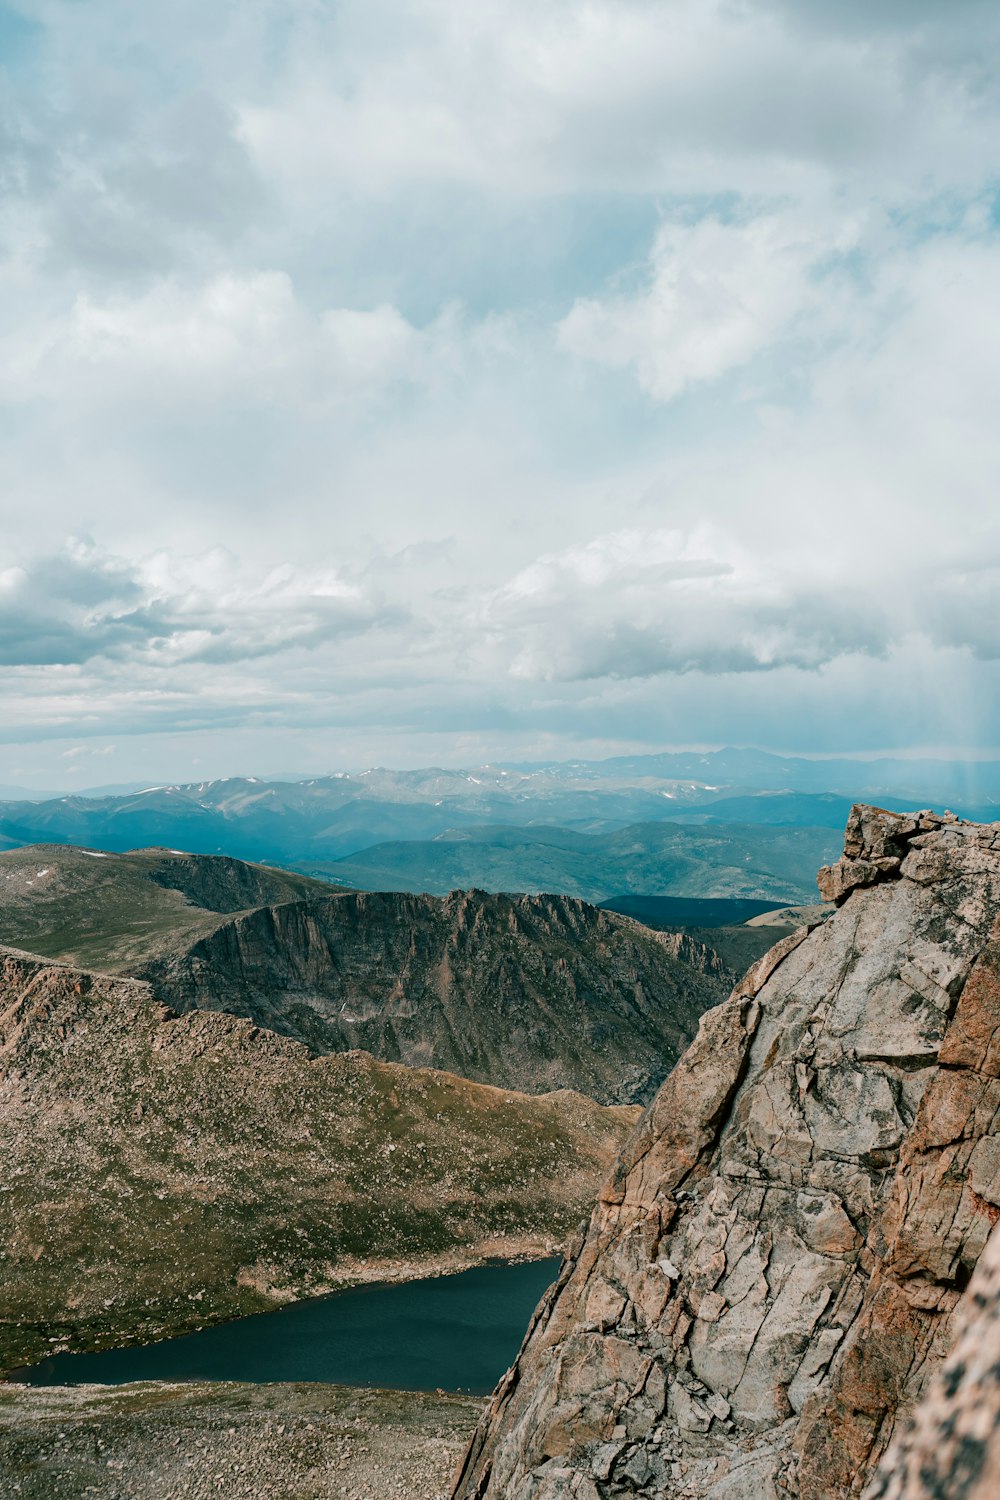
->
4, 803, 998, 1500
0, 946, 639, 1376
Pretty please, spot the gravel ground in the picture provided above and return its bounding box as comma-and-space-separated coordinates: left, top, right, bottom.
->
0, 1380, 483, 1500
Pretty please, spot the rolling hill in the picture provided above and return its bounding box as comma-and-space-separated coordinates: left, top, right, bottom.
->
308, 820, 840, 902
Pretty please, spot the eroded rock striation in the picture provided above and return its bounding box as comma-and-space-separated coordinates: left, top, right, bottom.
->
452, 807, 1000, 1499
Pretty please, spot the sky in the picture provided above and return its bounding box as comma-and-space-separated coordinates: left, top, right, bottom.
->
1, 0, 1000, 788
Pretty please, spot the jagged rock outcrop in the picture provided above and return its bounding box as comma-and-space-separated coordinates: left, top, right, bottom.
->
138, 890, 730, 1105
452, 807, 1000, 1499
0, 945, 638, 1375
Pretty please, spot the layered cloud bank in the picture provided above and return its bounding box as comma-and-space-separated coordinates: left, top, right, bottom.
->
2, 0, 999, 780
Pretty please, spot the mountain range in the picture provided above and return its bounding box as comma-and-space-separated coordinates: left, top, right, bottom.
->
4, 804, 999, 1500
2, 749, 996, 850
0, 843, 768, 1104
0, 834, 794, 1373
313, 820, 839, 902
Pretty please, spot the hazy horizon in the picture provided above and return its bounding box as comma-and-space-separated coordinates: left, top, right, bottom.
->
7, 742, 1000, 803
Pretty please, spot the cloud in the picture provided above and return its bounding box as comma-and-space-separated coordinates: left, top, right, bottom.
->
0, 540, 400, 669
480, 527, 894, 681
233, 0, 1000, 200
3, 272, 458, 410
2, 0, 1000, 775
556, 209, 857, 400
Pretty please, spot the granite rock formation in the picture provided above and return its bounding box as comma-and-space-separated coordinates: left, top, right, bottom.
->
864, 1217, 1000, 1500
452, 807, 1000, 1499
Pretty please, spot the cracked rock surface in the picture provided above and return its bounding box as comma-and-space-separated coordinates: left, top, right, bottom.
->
452, 806, 1000, 1500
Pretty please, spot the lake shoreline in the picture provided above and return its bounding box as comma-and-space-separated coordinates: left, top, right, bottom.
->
16, 1257, 562, 1396
2, 1230, 569, 1382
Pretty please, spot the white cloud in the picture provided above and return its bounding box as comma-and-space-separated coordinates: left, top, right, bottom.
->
480, 525, 894, 682
0, 540, 400, 669
556, 209, 858, 400
4, 272, 457, 409
236, 0, 1000, 198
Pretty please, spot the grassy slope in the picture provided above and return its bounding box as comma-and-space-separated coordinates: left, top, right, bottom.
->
0, 948, 638, 1374
0, 845, 328, 972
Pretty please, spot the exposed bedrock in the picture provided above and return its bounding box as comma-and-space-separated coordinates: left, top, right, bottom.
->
452, 806, 1000, 1500
139, 890, 728, 1105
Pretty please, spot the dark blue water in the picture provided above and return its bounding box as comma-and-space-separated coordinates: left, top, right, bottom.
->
19, 1258, 559, 1395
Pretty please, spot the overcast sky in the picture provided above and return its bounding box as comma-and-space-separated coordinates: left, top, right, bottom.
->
1, 0, 999, 787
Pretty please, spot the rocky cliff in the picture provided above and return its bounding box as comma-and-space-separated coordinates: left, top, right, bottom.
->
452, 807, 1000, 1499
138, 889, 729, 1105
0, 945, 637, 1375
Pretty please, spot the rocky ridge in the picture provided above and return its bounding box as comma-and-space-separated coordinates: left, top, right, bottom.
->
139, 889, 730, 1105
0, 847, 737, 1105
452, 806, 1000, 1499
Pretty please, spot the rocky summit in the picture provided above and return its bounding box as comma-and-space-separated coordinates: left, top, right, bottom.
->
452, 807, 1000, 1500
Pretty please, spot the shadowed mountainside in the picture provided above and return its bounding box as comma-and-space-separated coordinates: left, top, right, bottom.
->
0, 846, 737, 1104
139, 890, 741, 1106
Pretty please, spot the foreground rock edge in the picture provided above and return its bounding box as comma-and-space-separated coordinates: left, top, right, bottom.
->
452, 804, 1000, 1500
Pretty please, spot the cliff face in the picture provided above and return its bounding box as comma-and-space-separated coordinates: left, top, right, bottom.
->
140, 890, 729, 1105
0, 945, 638, 1375
0, 848, 746, 1105
452, 808, 1000, 1500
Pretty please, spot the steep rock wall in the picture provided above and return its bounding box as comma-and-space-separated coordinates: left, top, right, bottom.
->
140, 890, 729, 1105
452, 808, 1000, 1499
